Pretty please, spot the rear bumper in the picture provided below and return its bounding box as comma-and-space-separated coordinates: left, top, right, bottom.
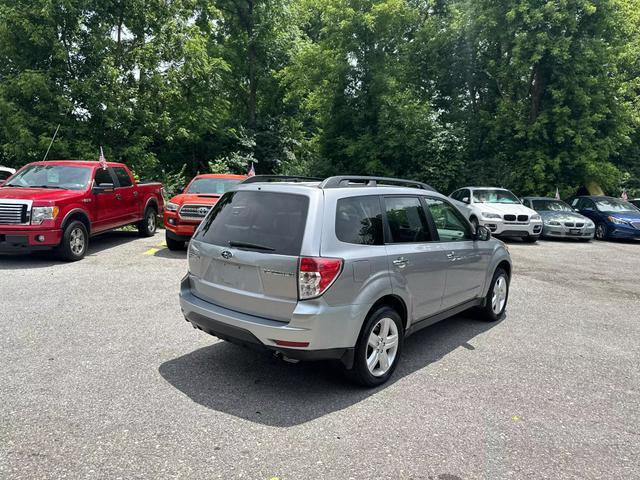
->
179, 274, 363, 367
0, 228, 62, 252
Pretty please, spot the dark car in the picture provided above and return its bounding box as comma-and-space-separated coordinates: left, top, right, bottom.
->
569, 196, 640, 241
522, 197, 594, 240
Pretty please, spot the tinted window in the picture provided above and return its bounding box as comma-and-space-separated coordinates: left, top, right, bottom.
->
424, 198, 471, 242
0, 171, 11, 181
113, 167, 133, 187
384, 197, 431, 243
196, 191, 309, 256
94, 168, 114, 186
336, 196, 383, 245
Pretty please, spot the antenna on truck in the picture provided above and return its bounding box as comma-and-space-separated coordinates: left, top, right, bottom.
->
42, 124, 61, 161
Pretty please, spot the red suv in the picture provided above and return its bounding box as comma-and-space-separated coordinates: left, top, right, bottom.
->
164, 174, 246, 250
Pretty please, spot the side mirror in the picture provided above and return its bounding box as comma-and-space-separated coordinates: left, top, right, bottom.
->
474, 225, 491, 241
175, 186, 184, 195
93, 183, 114, 194
462, 197, 470, 204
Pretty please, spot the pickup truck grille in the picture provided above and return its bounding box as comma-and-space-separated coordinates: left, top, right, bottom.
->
0, 202, 28, 225
179, 204, 212, 220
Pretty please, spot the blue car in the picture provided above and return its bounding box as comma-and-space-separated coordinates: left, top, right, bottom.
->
569, 196, 640, 240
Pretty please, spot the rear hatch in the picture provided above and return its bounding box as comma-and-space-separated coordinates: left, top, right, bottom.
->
188, 190, 310, 322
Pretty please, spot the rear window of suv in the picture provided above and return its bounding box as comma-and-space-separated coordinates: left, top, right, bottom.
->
195, 191, 309, 256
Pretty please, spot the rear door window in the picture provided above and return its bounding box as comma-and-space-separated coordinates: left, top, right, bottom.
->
113, 167, 133, 187
196, 191, 309, 256
384, 197, 432, 243
335, 196, 383, 245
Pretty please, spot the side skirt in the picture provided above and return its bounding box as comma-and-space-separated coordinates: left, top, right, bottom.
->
406, 298, 482, 337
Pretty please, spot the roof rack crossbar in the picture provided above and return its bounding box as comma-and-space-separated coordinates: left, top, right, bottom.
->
320, 176, 435, 191
241, 175, 323, 184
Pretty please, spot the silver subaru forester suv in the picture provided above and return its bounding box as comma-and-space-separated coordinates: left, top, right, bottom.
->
180, 176, 512, 386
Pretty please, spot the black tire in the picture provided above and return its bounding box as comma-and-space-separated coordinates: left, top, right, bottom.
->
56, 221, 89, 262
478, 268, 510, 322
595, 223, 607, 241
165, 232, 185, 251
138, 207, 157, 237
522, 235, 539, 243
345, 306, 404, 388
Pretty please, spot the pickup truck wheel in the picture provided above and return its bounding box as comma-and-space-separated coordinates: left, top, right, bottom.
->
138, 207, 157, 237
165, 232, 184, 251
478, 268, 509, 322
56, 221, 88, 262
345, 306, 403, 387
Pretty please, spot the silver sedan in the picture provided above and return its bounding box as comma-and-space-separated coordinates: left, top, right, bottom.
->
522, 197, 595, 240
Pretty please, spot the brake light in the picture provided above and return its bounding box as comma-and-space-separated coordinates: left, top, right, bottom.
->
298, 257, 343, 300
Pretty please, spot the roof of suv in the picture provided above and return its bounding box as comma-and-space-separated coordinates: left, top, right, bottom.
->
240, 175, 436, 192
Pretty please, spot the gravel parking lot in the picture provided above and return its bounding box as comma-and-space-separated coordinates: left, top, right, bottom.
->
1, 233, 638, 479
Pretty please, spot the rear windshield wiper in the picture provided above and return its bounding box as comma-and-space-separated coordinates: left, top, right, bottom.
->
228, 240, 275, 252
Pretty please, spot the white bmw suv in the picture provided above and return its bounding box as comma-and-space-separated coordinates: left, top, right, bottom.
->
450, 187, 542, 243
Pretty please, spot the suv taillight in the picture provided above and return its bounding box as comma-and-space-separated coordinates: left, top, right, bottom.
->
298, 257, 343, 300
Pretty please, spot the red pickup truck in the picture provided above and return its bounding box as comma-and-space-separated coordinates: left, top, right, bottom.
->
0, 161, 163, 261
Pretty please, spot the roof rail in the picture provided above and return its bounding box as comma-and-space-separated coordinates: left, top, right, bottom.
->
241, 175, 323, 184
320, 176, 435, 191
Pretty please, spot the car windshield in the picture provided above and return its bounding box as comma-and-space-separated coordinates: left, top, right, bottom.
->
472, 189, 520, 204
531, 199, 573, 212
187, 178, 242, 194
594, 198, 639, 212
5, 164, 92, 190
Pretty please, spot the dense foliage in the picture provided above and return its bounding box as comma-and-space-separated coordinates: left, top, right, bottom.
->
0, 0, 638, 196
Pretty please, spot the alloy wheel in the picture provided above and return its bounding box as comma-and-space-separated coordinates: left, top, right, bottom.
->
366, 317, 399, 377
70, 227, 85, 255
491, 275, 508, 315
147, 212, 156, 232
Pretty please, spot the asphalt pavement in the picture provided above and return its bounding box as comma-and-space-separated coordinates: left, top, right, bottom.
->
1, 232, 638, 479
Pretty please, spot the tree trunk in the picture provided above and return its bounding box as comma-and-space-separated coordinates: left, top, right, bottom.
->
246, 0, 257, 130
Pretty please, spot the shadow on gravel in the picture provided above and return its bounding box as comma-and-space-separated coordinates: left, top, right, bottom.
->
159, 314, 501, 427
153, 247, 187, 259
0, 230, 143, 269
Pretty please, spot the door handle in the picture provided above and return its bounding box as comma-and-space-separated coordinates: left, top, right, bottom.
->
446, 251, 455, 259
115, 194, 122, 200
393, 257, 408, 269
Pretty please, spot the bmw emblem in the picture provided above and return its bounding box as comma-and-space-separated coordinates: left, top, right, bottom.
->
198, 206, 209, 216
221, 250, 233, 259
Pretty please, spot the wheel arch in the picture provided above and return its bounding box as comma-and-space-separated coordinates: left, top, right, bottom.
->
144, 197, 159, 213
61, 209, 91, 235
366, 295, 408, 332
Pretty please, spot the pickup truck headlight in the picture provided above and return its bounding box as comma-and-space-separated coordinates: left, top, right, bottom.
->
531, 214, 541, 221
608, 216, 629, 226
31, 206, 59, 225
481, 212, 501, 220
166, 202, 179, 212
